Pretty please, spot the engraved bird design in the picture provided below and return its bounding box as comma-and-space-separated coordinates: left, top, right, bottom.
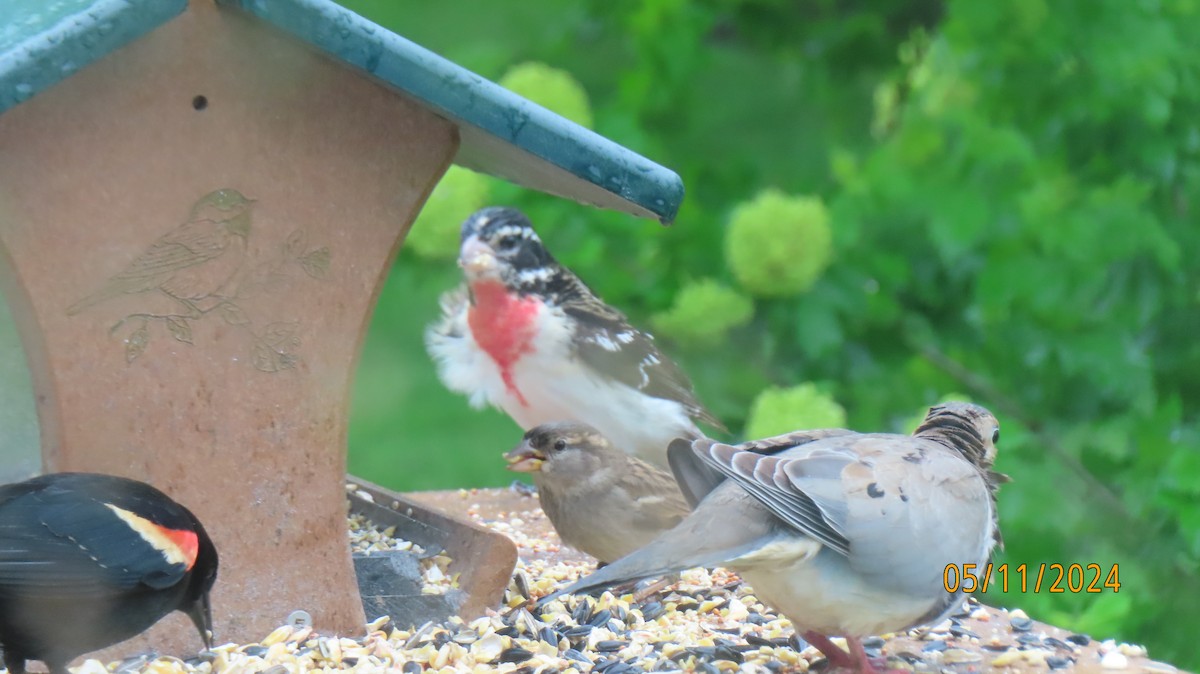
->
67, 189, 254, 316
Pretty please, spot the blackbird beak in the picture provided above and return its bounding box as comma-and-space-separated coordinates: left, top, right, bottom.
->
185, 592, 214, 649
504, 440, 546, 473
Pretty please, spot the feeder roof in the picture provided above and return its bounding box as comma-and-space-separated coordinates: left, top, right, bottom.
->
0, 0, 684, 223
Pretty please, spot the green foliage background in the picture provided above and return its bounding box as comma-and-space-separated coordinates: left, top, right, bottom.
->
337, 0, 1200, 667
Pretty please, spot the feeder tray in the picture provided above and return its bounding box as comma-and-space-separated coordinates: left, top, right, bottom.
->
346, 476, 518, 628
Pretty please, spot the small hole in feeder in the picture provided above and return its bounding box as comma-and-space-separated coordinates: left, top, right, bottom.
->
192, 95, 208, 111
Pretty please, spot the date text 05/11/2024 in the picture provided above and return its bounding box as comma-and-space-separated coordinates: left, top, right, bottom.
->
944, 563, 1121, 594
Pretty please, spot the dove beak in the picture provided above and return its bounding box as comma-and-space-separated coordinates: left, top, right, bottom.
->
459, 235, 498, 276
504, 442, 545, 473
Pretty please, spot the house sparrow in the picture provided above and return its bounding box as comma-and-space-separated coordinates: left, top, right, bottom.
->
505, 422, 690, 563
426, 207, 723, 468
540, 402, 1005, 674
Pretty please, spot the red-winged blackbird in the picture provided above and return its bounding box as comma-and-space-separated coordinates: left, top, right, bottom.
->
0, 473, 218, 674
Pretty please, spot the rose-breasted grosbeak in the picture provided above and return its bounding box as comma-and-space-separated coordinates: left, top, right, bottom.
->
426, 207, 723, 468
0, 473, 219, 674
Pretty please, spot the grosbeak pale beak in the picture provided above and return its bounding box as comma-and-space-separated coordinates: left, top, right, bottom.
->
426, 207, 723, 468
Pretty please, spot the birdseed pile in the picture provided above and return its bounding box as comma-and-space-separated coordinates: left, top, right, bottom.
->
348, 510, 458, 594
70, 489, 1167, 674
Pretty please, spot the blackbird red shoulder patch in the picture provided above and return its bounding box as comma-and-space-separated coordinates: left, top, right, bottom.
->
105, 504, 199, 570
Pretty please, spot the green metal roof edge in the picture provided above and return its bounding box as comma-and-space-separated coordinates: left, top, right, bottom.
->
216, 0, 684, 223
0, 0, 187, 114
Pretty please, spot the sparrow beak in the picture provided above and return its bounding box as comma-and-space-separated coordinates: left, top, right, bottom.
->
459, 235, 498, 276
504, 441, 546, 473
185, 591, 215, 649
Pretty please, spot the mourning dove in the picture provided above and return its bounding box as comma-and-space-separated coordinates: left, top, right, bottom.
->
540, 402, 1005, 674
505, 422, 691, 563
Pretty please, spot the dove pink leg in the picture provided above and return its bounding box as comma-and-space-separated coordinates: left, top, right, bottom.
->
801, 632, 858, 670
845, 636, 908, 674
802, 633, 904, 674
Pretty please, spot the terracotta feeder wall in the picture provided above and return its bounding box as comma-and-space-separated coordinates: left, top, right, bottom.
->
0, 0, 456, 650
0, 0, 683, 664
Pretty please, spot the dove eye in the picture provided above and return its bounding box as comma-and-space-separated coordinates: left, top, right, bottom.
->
991, 428, 1000, 444
553, 439, 567, 452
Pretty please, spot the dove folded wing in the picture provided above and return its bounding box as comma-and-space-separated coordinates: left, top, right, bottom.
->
735, 428, 857, 454
697, 442, 854, 556
669, 429, 856, 508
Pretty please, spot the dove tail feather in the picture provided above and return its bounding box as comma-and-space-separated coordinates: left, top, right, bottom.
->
667, 437, 726, 508
538, 557, 676, 607
537, 538, 767, 608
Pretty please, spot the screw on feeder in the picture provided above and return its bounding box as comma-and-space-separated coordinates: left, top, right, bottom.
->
286, 610, 313, 628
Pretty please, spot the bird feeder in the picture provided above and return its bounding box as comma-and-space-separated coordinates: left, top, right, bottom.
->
0, 0, 683, 658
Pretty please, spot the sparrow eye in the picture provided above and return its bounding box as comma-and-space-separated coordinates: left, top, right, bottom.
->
553, 439, 567, 452
991, 428, 1000, 445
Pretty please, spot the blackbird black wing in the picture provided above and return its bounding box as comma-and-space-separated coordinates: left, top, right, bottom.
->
0, 475, 190, 595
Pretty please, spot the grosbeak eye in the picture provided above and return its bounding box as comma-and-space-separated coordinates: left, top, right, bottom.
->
991, 428, 1000, 444
553, 439, 567, 451
496, 235, 520, 252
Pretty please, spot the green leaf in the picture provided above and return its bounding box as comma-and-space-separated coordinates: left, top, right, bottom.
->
744, 384, 846, 439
